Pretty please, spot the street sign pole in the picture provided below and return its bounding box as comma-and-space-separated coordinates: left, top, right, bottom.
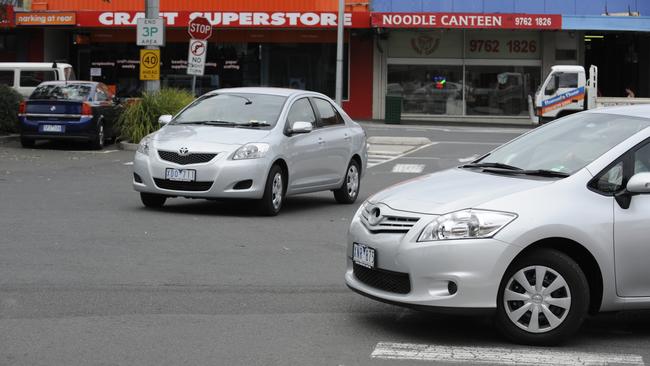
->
335, 0, 344, 106
144, 0, 160, 93
191, 75, 196, 96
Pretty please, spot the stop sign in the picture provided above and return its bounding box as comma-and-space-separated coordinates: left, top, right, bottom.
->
188, 16, 212, 40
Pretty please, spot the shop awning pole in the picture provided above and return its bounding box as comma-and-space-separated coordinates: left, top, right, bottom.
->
335, 0, 344, 106
144, 0, 160, 93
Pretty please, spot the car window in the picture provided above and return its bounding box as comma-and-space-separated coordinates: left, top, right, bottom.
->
634, 143, 650, 174
594, 161, 625, 193
96, 87, 108, 102
313, 98, 344, 127
0, 70, 14, 86
287, 98, 316, 126
558, 73, 578, 88
20, 70, 58, 87
30, 84, 93, 101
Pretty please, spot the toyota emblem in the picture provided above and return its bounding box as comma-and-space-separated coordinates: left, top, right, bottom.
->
178, 147, 190, 156
368, 206, 383, 226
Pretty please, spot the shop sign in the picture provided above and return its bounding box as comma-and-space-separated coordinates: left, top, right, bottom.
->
372, 13, 561, 30
140, 49, 160, 80
137, 18, 165, 46
1, 4, 14, 27
76, 11, 370, 28
187, 39, 207, 76
388, 31, 463, 58
15, 12, 76, 26
465, 31, 541, 59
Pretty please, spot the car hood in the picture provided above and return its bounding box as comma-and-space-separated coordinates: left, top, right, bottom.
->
151, 124, 272, 153
369, 168, 554, 215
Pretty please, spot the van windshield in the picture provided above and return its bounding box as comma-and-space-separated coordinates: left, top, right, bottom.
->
30, 84, 93, 101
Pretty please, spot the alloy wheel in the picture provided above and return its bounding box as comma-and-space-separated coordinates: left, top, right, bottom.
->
271, 172, 283, 210
346, 165, 359, 198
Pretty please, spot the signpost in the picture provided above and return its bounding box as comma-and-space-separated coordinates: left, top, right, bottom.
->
187, 16, 212, 95
137, 18, 165, 46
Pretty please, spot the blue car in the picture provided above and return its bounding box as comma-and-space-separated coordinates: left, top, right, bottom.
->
19, 81, 120, 149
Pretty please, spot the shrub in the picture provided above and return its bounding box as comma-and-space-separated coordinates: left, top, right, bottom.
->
0, 85, 23, 134
117, 88, 195, 143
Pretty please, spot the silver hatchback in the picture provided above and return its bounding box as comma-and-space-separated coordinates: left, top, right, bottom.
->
133, 87, 367, 215
346, 105, 650, 345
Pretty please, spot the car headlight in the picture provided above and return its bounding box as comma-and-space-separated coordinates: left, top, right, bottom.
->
137, 136, 152, 155
232, 143, 270, 160
418, 209, 517, 242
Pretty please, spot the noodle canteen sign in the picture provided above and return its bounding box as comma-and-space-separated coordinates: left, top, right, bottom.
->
371, 13, 562, 30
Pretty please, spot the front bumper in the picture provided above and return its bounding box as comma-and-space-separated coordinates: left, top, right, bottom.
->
345, 206, 521, 310
133, 149, 271, 199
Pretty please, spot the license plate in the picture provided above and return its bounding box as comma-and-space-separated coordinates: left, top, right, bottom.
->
165, 168, 196, 182
353, 243, 376, 269
41, 124, 63, 133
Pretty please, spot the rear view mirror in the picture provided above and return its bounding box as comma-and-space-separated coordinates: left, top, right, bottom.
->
627, 172, 650, 194
158, 114, 173, 126
290, 121, 313, 134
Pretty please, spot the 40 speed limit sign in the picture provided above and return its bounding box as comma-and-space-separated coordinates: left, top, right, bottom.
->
139, 49, 160, 80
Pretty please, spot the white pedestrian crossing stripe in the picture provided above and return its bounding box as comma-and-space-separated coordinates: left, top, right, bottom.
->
371, 342, 645, 366
392, 164, 425, 174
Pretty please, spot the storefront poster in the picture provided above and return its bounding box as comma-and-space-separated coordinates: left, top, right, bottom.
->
76, 11, 371, 28
15, 12, 76, 26
372, 13, 561, 30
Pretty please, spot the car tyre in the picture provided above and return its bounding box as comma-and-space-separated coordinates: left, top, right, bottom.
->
20, 137, 35, 148
91, 121, 105, 150
495, 249, 589, 346
140, 192, 167, 208
259, 165, 285, 216
333, 160, 360, 204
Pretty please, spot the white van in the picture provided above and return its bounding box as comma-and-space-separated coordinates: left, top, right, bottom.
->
0, 62, 75, 98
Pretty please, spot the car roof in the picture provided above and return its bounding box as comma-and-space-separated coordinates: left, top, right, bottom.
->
205, 87, 327, 98
37, 81, 98, 87
585, 104, 650, 120
0, 62, 73, 69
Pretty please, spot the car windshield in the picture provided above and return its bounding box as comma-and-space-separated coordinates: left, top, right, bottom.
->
172, 93, 287, 128
30, 84, 93, 101
473, 113, 650, 175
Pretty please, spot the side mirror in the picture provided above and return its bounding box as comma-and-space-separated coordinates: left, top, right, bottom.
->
289, 121, 313, 135
158, 114, 173, 126
627, 172, 650, 194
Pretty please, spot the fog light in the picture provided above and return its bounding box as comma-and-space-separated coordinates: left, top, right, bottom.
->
233, 179, 253, 190
133, 173, 143, 183
448, 281, 458, 295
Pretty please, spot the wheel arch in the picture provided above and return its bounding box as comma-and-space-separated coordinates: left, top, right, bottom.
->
271, 158, 289, 189
509, 237, 604, 315
351, 154, 362, 176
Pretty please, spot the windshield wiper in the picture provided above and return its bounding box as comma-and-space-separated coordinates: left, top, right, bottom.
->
460, 162, 522, 170
482, 168, 570, 178
175, 120, 236, 126
235, 121, 271, 127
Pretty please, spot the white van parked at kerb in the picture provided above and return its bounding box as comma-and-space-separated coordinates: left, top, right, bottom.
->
0, 62, 75, 98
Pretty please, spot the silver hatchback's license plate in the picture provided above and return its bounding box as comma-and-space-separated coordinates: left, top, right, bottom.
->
353, 243, 376, 269
165, 168, 196, 182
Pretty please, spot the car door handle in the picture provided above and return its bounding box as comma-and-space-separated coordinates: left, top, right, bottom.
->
344, 134, 351, 141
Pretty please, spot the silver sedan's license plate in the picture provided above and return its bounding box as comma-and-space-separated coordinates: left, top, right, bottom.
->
353, 243, 376, 269
165, 168, 196, 182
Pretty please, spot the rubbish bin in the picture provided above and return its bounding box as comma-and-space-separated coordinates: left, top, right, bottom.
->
384, 95, 402, 124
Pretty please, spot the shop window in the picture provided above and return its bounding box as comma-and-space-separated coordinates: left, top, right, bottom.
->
287, 98, 316, 125
313, 98, 344, 127
465, 66, 541, 116
0, 70, 14, 86
387, 65, 463, 115
20, 70, 57, 87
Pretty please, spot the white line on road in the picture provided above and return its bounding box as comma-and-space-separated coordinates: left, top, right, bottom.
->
71, 150, 119, 154
392, 164, 425, 174
371, 342, 645, 366
458, 154, 480, 163
123, 161, 134, 166
368, 142, 439, 168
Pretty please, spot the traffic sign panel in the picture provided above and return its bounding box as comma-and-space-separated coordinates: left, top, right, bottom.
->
140, 49, 160, 80
188, 16, 212, 40
137, 18, 165, 46
187, 39, 207, 76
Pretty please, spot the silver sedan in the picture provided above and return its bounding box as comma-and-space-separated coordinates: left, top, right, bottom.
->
346, 105, 650, 345
133, 87, 367, 215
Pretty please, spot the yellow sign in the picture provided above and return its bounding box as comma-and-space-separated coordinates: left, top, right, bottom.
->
139, 49, 160, 81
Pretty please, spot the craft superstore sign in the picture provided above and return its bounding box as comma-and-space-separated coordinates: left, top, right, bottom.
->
372, 12, 562, 30
75, 11, 370, 28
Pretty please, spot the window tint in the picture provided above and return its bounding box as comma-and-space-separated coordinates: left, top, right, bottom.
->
313, 98, 344, 127
594, 161, 624, 193
287, 98, 316, 126
558, 73, 578, 89
0, 70, 14, 86
634, 143, 650, 174
20, 70, 57, 87
30, 84, 93, 101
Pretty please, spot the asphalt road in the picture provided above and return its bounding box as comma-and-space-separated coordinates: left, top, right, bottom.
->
1, 124, 650, 366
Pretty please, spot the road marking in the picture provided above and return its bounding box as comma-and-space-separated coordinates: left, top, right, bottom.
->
123, 161, 134, 166
371, 342, 645, 366
71, 149, 119, 154
392, 164, 425, 174
459, 154, 480, 163
360, 122, 530, 134
368, 142, 439, 168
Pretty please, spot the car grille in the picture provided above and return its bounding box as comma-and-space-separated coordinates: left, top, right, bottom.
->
353, 263, 411, 294
361, 204, 420, 233
153, 178, 213, 192
158, 150, 217, 165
